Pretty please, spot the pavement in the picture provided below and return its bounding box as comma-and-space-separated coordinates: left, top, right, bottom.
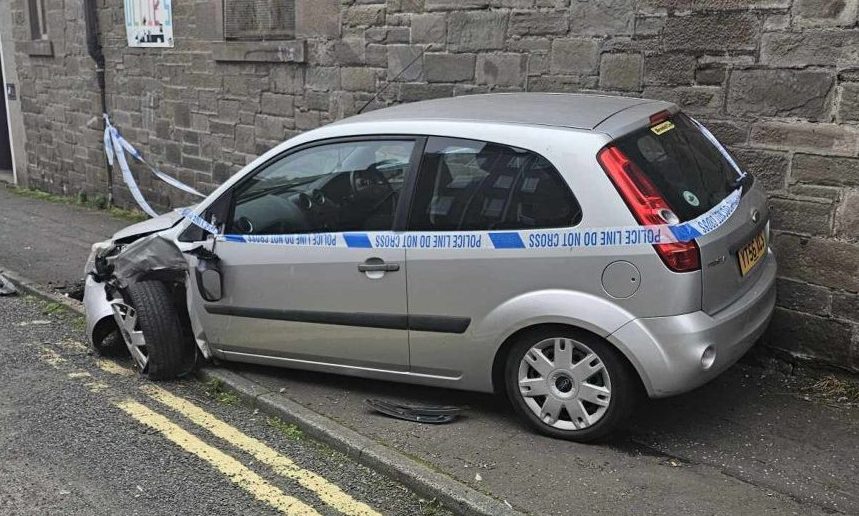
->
1, 183, 858, 515
0, 185, 127, 292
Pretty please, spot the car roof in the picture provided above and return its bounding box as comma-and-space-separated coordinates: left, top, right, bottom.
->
336, 93, 670, 131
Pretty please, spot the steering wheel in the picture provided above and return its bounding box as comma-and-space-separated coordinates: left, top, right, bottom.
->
349, 162, 395, 195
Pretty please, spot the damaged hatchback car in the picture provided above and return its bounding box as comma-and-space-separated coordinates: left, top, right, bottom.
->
84, 93, 776, 442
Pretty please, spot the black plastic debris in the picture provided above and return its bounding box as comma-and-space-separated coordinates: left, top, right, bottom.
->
0, 273, 18, 296
364, 398, 463, 424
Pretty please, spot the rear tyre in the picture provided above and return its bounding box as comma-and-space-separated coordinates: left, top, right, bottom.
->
115, 280, 196, 380
503, 327, 638, 442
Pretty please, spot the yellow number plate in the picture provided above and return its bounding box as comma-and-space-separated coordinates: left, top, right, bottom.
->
737, 230, 767, 276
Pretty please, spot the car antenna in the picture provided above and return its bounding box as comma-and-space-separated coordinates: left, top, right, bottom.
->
357, 46, 428, 114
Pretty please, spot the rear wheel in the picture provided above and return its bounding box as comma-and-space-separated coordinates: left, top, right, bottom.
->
504, 328, 638, 442
110, 280, 196, 380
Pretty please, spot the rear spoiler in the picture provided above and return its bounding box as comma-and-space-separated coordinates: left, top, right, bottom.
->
593, 100, 679, 140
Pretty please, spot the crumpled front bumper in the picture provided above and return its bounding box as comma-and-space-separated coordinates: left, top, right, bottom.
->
83, 275, 114, 346
83, 260, 214, 360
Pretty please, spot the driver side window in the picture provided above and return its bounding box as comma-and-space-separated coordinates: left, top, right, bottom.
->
229, 140, 415, 235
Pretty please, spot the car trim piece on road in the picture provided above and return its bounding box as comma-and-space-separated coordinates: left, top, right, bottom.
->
204, 304, 471, 334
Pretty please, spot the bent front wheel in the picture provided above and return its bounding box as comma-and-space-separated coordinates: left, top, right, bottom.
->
111, 280, 195, 380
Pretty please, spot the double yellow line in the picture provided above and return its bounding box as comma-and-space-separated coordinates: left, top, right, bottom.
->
118, 400, 318, 515
40, 347, 380, 516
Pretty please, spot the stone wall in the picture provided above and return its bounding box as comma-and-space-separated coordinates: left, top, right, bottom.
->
6, 0, 105, 192
8, 0, 859, 370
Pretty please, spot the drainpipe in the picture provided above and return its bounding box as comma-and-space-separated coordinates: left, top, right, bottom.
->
83, 0, 113, 206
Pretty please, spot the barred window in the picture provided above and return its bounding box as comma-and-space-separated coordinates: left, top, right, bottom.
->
28, 0, 48, 40
224, 0, 295, 40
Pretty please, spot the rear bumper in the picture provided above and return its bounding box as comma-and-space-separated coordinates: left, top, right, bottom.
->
608, 250, 777, 398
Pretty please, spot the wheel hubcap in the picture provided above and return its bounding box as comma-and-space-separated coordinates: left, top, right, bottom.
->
109, 298, 148, 372
551, 373, 576, 397
517, 337, 611, 431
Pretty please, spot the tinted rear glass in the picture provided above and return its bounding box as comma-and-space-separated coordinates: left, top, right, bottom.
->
613, 113, 745, 221
408, 137, 582, 231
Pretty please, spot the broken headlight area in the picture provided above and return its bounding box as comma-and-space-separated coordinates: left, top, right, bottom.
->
84, 240, 116, 280
108, 233, 189, 288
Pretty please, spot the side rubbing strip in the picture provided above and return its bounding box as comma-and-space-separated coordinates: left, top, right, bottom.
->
408, 315, 470, 334
205, 305, 408, 330
204, 305, 470, 334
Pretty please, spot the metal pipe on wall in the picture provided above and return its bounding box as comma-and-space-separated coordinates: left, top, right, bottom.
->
83, 0, 113, 206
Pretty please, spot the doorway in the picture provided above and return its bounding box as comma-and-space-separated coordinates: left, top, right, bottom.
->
0, 50, 13, 174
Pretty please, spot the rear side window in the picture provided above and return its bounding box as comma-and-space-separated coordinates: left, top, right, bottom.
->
408, 137, 582, 231
613, 113, 746, 222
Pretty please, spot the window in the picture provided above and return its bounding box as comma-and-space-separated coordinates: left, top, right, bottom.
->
224, 0, 295, 40
612, 113, 751, 222
28, 0, 48, 40
229, 140, 415, 235
408, 137, 581, 231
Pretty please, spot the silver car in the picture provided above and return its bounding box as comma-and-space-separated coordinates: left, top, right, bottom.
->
84, 93, 776, 441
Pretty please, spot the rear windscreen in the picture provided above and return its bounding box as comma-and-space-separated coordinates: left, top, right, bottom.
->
613, 113, 747, 222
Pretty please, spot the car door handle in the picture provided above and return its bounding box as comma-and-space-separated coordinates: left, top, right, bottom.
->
357, 262, 400, 272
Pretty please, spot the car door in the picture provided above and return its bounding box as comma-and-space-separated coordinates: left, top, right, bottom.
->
196, 138, 422, 372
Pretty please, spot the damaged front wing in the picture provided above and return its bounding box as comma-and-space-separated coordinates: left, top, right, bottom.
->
83, 233, 216, 360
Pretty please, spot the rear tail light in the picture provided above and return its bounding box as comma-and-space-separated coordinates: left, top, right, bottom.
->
597, 146, 701, 273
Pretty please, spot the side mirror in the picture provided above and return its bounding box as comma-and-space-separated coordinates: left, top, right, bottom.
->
198, 265, 222, 302
188, 246, 223, 302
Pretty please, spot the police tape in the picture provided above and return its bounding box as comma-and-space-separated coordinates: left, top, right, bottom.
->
179, 208, 219, 235
103, 114, 206, 218
221, 226, 671, 250
104, 112, 746, 247
690, 117, 747, 183
179, 188, 741, 250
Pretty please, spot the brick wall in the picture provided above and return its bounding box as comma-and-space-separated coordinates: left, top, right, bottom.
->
9, 0, 859, 370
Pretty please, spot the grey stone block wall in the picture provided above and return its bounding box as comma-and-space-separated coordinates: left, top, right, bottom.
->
8, 0, 859, 370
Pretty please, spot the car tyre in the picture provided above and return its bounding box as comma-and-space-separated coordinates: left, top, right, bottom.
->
504, 327, 638, 442
123, 280, 196, 380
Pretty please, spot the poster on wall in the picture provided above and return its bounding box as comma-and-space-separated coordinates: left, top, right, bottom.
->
124, 0, 174, 47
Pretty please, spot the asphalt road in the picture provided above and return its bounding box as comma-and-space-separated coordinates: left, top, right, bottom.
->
0, 293, 448, 515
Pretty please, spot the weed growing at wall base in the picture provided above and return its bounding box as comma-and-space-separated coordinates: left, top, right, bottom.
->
7, 185, 148, 223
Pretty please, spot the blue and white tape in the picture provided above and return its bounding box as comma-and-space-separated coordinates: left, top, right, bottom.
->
179, 207, 219, 235
103, 114, 206, 218
691, 117, 747, 183
104, 112, 745, 247
180, 187, 741, 250
220, 227, 668, 250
